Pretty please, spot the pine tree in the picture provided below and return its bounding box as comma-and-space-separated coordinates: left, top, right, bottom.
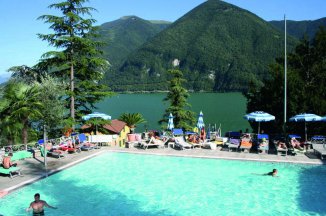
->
37, 0, 112, 124
160, 69, 195, 131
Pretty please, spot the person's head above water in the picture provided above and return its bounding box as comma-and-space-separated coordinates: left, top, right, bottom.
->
34, 193, 40, 200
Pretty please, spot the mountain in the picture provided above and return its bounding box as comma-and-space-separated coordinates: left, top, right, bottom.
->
98, 16, 170, 67
104, 0, 298, 92
270, 17, 326, 40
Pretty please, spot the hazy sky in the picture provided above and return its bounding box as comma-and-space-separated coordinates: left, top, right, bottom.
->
0, 0, 325, 81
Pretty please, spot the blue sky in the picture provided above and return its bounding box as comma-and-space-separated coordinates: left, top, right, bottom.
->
0, 0, 325, 82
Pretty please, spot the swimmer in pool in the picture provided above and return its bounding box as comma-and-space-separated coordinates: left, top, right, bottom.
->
265, 169, 278, 177
26, 193, 57, 215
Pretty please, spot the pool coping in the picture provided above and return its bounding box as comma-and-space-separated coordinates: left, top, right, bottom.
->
108, 149, 326, 165
1, 147, 325, 198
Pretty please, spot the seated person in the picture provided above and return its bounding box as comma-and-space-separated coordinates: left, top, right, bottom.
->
242, 133, 251, 139
187, 134, 198, 143
291, 137, 303, 150
2, 153, 18, 169
259, 138, 268, 147
277, 140, 287, 149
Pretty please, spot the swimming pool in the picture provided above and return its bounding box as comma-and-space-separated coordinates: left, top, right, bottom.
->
1, 153, 326, 216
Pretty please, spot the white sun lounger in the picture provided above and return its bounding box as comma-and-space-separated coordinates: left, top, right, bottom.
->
140, 137, 164, 150
174, 137, 193, 150
312, 143, 326, 159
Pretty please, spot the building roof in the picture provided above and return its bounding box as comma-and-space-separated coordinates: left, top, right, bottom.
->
81, 119, 127, 134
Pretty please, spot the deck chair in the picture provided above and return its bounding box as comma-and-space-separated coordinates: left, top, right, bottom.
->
174, 137, 193, 150
239, 137, 252, 153
225, 131, 241, 152
312, 143, 326, 159
40, 147, 65, 159
0, 166, 22, 178
288, 134, 304, 154
172, 128, 184, 136
140, 137, 161, 150
311, 136, 326, 144
257, 134, 269, 154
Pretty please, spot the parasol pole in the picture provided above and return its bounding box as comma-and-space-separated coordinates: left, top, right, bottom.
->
284, 14, 287, 136
43, 124, 48, 177
305, 121, 307, 142
258, 122, 261, 135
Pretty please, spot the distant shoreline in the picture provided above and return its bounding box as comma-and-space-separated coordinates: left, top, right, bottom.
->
114, 90, 242, 94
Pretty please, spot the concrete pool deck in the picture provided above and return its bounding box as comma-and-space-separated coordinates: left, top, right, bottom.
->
1, 146, 325, 197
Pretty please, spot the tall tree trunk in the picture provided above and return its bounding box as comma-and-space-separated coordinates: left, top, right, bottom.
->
22, 119, 28, 145
70, 55, 75, 128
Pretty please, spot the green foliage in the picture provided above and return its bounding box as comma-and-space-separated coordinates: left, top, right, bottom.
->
103, 0, 298, 92
37, 0, 112, 123
159, 69, 195, 131
33, 76, 67, 138
99, 16, 170, 67
119, 112, 146, 133
270, 18, 326, 41
0, 81, 43, 144
7, 65, 46, 84
84, 118, 111, 135
244, 27, 326, 135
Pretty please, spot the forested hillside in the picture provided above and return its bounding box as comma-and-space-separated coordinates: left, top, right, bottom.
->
98, 16, 170, 66
270, 17, 326, 40
103, 0, 298, 92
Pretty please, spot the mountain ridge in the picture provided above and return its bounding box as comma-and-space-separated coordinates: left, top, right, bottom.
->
104, 0, 298, 92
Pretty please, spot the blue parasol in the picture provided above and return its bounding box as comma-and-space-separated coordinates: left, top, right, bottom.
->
244, 111, 275, 134
197, 111, 205, 130
167, 113, 174, 130
289, 113, 322, 141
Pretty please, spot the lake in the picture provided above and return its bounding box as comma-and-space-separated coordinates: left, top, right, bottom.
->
96, 92, 250, 134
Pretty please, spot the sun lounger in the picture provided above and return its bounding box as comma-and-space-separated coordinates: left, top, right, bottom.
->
174, 137, 193, 150
8, 151, 32, 161
40, 147, 65, 159
201, 140, 217, 150
226, 138, 240, 152
140, 137, 163, 150
312, 143, 326, 159
257, 134, 269, 154
239, 137, 252, 153
272, 136, 288, 155
0, 166, 22, 178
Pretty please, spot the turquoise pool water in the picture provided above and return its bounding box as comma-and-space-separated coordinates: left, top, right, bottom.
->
1, 153, 326, 216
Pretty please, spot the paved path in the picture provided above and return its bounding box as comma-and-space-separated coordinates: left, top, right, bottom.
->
1, 146, 325, 197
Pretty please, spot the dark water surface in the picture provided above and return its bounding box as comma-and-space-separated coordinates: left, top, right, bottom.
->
96, 92, 250, 134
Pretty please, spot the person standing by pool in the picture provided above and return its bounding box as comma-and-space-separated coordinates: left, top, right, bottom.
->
26, 193, 57, 215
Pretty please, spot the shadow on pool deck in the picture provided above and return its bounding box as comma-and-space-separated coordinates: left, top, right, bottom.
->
298, 165, 326, 214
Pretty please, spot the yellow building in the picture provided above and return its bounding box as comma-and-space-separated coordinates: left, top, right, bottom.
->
81, 119, 130, 147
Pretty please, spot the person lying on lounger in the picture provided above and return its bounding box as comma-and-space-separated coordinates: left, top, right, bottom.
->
2, 153, 17, 169
291, 137, 304, 150
277, 140, 287, 149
